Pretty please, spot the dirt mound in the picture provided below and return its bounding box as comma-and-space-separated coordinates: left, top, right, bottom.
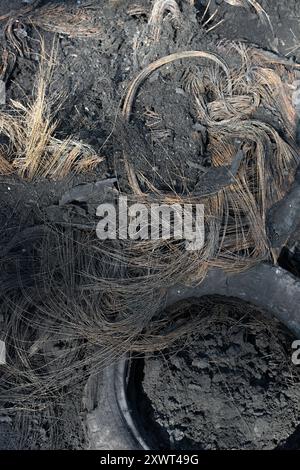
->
141, 297, 300, 450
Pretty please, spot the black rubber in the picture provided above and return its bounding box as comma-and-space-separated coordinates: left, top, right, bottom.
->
167, 263, 300, 338
83, 360, 148, 450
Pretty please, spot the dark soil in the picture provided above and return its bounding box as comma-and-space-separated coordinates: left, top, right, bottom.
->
0, 391, 86, 450
140, 297, 300, 450
2, 0, 300, 193
215, 0, 300, 60
1, 0, 299, 201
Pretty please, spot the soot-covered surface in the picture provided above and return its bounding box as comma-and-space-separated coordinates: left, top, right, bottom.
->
0, 0, 300, 449
141, 298, 300, 450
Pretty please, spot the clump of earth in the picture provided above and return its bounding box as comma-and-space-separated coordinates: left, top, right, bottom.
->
140, 297, 300, 450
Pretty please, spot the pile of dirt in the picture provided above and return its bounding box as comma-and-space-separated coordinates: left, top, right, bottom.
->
140, 297, 300, 450
215, 0, 300, 60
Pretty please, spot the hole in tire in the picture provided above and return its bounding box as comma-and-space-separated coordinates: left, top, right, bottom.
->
126, 296, 300, 450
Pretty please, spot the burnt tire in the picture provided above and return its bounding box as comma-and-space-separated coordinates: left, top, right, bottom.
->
83, 359, 148, 450
83, 263, 300, 450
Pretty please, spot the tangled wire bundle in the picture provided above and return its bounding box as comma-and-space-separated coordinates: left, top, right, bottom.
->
1, 42, 299, 414
119, 43, 299, 280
